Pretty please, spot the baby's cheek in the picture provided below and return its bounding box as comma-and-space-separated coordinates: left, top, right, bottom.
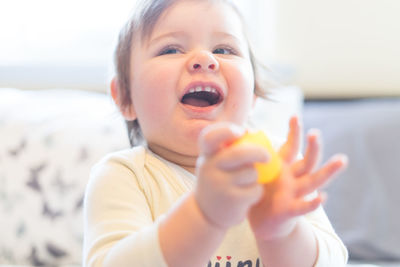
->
137, 73, 175, 114
142, 93, 173, 126
225, 71, 255, 122
226, 60, 254, 91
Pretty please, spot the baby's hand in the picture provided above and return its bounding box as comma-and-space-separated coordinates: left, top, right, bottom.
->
248, 116, 348, 241
194, 122, 267, 229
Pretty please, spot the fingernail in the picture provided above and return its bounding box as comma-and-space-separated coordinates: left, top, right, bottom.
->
230, 124, 246, 137
333, 154, 349, 165
320, 191, 328, 203
307, 128, 321, 137
307, 129, 321, 143
290, 115, 298, 125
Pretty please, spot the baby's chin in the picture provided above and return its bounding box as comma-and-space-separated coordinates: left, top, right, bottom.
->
148, 141, 199, 167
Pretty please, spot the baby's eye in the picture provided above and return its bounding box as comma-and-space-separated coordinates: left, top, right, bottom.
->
158, 46, 182, 56
213, 47, 236, 55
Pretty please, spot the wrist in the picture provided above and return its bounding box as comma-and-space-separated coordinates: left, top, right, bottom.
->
159, 192, 227, 267
191, 192, 230, 232
255, 218, 318, 267
255, 218, 298, 243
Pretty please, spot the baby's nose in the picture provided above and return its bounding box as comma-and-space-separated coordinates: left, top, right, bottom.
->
188, 51, 219, 72
192, 63, 216, 70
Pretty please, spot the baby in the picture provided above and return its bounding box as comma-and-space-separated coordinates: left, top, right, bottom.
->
83, 0, 349, 266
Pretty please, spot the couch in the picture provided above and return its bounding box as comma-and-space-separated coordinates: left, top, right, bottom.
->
1, 87, 399, 267
303, 98, 400, 267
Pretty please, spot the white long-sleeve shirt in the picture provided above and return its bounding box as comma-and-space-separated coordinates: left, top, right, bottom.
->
83, 146, 348, 267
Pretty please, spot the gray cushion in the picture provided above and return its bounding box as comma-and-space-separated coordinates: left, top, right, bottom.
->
303, 98, 400, 262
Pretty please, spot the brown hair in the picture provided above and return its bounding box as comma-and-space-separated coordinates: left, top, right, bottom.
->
114, 0, 274, 146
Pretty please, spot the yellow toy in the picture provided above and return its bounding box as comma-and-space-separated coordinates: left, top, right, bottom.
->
232, 131, 282, 183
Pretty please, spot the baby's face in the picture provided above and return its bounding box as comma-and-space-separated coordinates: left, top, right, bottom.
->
128, 0, 255, 166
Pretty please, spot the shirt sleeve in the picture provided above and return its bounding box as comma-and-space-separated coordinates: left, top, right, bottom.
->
83, 154, 168, 267
305, 204, 349, 267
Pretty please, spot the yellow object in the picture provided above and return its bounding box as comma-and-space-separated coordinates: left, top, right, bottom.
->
233, 131, 282, 183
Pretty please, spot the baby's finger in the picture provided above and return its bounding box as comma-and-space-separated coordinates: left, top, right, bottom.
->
233, 182, 263, 206
279, 116, 301, 164
295, 154, 348, 197
292, 129, 321, 177
217, 144, 269, 171
199, 122, 245, 157
229, 167, 259, 186
288, 192, 326, 217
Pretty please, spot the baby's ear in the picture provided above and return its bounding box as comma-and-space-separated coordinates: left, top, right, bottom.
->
110, 77, 137, 120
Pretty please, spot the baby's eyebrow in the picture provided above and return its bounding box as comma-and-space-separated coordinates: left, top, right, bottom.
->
212, 31, 243, 43
211, 31, 248, 51
148, 31, 187, 47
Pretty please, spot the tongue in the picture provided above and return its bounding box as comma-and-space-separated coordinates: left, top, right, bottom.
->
182, 97, 210, 107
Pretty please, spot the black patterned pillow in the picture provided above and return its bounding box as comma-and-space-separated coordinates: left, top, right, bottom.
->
0, 88, 129, 266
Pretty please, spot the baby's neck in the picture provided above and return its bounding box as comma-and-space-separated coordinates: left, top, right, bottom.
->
148, 143, 197, 174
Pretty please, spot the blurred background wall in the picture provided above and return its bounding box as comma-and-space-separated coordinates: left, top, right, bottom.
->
272, 0, 400, 98
1, 0, 399, 98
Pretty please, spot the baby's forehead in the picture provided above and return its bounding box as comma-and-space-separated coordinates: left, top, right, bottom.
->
135, 0, 244, 42
139, 0, 246, 43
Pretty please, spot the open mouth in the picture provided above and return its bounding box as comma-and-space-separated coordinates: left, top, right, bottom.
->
181, 86, 223, 107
